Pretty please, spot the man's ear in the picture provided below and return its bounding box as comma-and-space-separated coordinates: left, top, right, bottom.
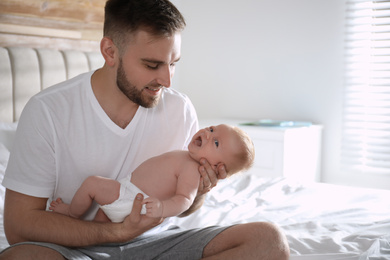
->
100, 37, 117, 67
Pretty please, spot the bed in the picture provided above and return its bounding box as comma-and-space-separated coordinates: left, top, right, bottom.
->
0, 46, 390, 259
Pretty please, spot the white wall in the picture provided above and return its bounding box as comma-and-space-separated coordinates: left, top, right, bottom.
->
172, 0, 390, 190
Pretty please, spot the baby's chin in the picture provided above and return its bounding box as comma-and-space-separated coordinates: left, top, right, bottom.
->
188, 149, 201, 162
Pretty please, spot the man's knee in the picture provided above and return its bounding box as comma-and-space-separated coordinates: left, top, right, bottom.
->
252, 222, 290, 260
0, 244, 65, 260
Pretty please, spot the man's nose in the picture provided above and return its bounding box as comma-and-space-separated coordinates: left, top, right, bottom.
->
157, 66, 172, 88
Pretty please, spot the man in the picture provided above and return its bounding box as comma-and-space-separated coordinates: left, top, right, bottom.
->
1, 0, 289, 259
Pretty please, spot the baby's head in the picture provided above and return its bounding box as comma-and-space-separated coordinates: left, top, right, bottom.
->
188, 124, 255, 176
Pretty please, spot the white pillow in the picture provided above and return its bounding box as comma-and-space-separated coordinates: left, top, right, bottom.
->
0, 121, 17, 152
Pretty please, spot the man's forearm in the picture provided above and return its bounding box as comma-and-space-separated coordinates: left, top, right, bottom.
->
8, 210, 124, 247
4, 190, 158, 247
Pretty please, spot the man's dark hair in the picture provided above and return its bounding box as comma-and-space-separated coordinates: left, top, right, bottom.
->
104, 0, 186, 51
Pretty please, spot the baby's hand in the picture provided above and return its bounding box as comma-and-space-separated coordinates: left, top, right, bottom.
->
142, 197, 163, 218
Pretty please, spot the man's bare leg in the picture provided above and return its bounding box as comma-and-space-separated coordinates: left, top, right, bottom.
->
202, 222, 289, 260
0, 244, 65, 260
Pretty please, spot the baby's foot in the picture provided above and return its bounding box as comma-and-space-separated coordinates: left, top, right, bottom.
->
49, 198, 71, 216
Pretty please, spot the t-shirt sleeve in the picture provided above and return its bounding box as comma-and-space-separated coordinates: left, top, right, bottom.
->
2, 97, 56, 198
183, 95, 199, 149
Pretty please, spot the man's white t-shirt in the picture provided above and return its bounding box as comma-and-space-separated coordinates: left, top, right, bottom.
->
3, 70, 198, 220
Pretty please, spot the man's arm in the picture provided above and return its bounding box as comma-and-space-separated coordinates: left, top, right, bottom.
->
4, 190, 162, 247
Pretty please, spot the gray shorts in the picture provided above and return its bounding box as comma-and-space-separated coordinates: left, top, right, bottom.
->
2, 225, 230, 260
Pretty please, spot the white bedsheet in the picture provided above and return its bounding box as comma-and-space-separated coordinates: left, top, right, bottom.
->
0, 141, 389, 259
171, 173, 390, 259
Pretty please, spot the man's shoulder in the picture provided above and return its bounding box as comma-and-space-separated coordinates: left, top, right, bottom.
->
161, 88, 190, 103
29, 71, 92, 112
160, 88, 195, 113
34, 71, 91, 100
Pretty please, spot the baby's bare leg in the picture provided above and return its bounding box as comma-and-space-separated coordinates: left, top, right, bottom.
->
68, 176, 121, 218
94, 209, 112, 222
49, 198, 71, 216
50, 176, 121, 219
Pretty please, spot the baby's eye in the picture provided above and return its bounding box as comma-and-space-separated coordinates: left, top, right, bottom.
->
214, 139, 219, 147
209, 127, 214, 132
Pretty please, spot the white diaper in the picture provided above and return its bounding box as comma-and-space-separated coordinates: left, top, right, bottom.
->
99, 174, 148, 223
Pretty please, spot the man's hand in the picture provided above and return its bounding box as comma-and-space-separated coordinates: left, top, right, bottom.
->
198, 158, 227, 195
120, 194, 164, 241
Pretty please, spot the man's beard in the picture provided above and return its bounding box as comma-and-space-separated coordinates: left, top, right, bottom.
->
116, 59, 161, 108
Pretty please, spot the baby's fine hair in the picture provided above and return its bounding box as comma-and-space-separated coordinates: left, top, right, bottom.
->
228, 126, 255, 176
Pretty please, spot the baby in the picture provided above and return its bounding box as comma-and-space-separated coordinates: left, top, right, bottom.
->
50, 124, 255, 222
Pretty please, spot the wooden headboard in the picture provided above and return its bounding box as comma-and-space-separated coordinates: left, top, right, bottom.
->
0, 47, 104, 123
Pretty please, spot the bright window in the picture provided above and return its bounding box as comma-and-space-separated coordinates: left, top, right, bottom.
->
341, 0, 390, 175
